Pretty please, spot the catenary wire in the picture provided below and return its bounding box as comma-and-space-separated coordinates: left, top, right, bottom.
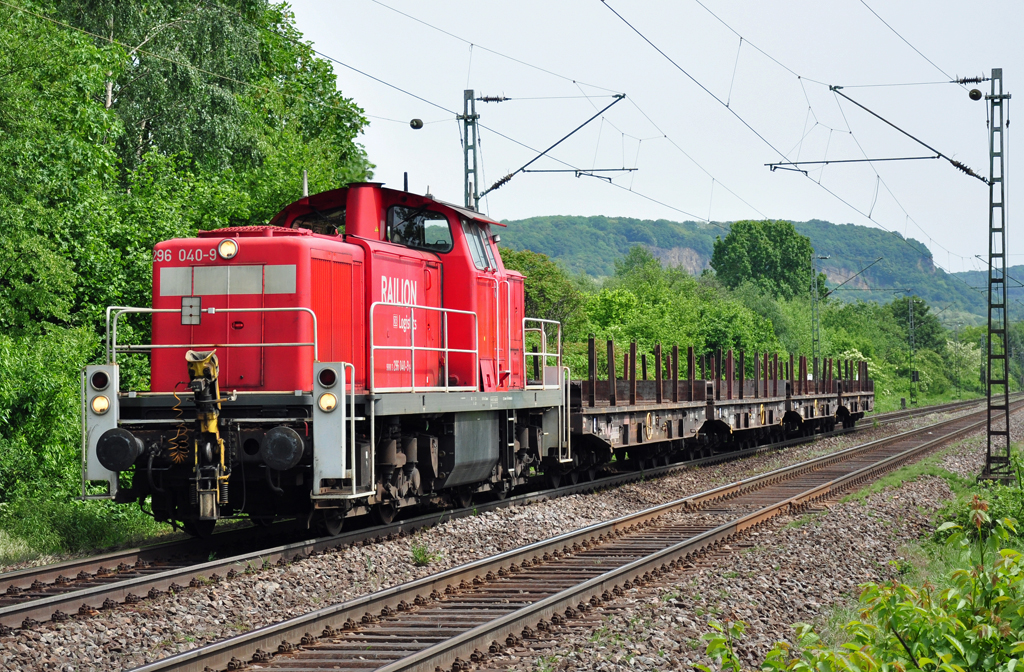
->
636, 0, 990, 272
189, 0, 733, 222
857, 0, 961, 86
599, 0, 993, 299
197, 0, 769, 224
369, 0, 621, 94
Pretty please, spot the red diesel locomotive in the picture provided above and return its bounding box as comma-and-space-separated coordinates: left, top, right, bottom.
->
84, 183, 568, 535
82, 182, 872, 536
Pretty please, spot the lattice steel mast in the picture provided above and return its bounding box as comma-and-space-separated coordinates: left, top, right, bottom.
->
460, 89, 480, 210
811, 255, 829, 384
984, 68, 1013, 481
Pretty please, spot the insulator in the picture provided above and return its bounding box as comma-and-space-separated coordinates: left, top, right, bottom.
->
949, 159, 981, 179
477, 95, 508, 103
956, 75, 987, 84
970, 89, 983, 101
487, 173, 513, 192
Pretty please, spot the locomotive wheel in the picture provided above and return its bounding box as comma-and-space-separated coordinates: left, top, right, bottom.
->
585, 467, 598, 482
182, 519, 216, 539
375, 502, 398, 525
546, 472, 561, 489
320, 511, 344, 537
566, 470, 580, 486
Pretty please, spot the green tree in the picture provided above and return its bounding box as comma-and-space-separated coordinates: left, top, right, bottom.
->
0, 0, 374, 557
890, 295, 945, 351
0, 3, 121, 334
709, 220, 818, 300
500, 248, 588, 342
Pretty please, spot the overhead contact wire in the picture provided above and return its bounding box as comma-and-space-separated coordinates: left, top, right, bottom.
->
857, 0, 960, 86
600, 0, 991, 297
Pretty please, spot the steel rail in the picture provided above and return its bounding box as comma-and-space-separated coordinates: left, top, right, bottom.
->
865, 395, 989, 424
0, 395, 985, 632
124, 400, 1016, 672
383, 411, 994, 672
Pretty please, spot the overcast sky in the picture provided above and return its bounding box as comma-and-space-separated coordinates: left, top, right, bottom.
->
289, 0, 1022, 276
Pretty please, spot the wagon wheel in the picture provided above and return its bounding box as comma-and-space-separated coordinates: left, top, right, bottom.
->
455, 490, 473, 509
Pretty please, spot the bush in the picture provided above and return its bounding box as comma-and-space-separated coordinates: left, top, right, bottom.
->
750, 499, 1024, 671
938, 484, 1024, 542
0, 497, 162, 563
937, 451, 1024, 541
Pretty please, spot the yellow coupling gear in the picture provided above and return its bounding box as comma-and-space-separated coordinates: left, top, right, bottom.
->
186, 350, 230, 508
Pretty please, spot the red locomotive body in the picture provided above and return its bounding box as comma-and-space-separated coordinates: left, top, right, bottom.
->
149, 183, 521, 397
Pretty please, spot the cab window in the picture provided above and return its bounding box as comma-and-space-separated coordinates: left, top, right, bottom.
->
461, 219, 492, 270
387, 206, 453, 252
479, 224, 497, 268
291, 207, 345, 235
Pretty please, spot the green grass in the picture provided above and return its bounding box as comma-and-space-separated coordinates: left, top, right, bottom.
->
410, 542, 441, 567
803, 440, 1024, 660
871, 390, 983, 414
0, 496, 165, 566
840, 437, 980, 504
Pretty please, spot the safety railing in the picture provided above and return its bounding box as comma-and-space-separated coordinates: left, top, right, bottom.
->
314, 361, 364, 499
368, 302, 479, 394
557, 366, 572, 464
481, 276, 514, 382
523, 317, 570, 464
106, 305, 319, 364
499, 279, 512, 379
523, 318, 562, 391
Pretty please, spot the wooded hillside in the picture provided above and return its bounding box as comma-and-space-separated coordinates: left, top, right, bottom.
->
499, 215, 995, 322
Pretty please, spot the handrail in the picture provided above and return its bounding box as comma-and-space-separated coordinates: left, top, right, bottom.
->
108, 306, 319, 363
368, 302, 479, 394
498, 279, 512, 377
523, 318, 562, 391
338, 362, 362, 498
559, 366, 572, 464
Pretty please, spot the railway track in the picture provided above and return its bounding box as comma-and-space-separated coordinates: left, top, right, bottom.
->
0, 395, 987, 635
127, 397, 1015, 672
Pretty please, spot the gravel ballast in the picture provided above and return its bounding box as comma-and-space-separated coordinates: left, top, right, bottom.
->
0, 404, 993, 671
489, 413, 1024, 671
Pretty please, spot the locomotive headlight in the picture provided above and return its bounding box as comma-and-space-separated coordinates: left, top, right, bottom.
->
318, 392, 338, 412
317, 367, 338, 388
90, 370, 110, 391
217, 239, 238, 259
91, 395, 111, 415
